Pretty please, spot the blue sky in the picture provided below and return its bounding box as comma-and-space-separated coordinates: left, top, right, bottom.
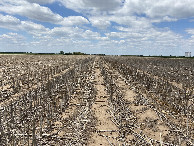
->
0, 0, 194, 55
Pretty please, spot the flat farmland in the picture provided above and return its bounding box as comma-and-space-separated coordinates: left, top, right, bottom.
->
0, 55, 193, 145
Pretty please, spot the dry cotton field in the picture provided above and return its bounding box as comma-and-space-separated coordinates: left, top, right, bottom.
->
0, 55, 193, 145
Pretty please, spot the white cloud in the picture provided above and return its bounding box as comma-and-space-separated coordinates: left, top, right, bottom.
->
185, 29, 194, 51
104, 26, 184, 54
0, 0, 63, 23
82, 30, 100, 39
186, 29, 194, 35
117, 0, 194, 21
81, 0, 122, 11
47, 26, 83, 38
89, 17, 111, 29
112, 16, 151, 28
0, 33, 19, 39
60, 16, 89, 26
21, 21, 47, 31
0, 0, 89, 27
151, 16, 177, 23
26, 0, 55, 4
0, 14, 49, 36
45, 26, 105, 41
59, 0, 194, 22
1, 0, 194, 55
89, 15, 152, 29
145, 0, 194, 19
58, 0, 123, 14
0, 33, 27, 50
21, 21, 49, 36
0, 14, 20, 30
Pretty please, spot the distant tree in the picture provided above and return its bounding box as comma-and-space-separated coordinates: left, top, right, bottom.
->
65, 52, 72, 55
73, 52, 86, 55
60, 51, 64, 54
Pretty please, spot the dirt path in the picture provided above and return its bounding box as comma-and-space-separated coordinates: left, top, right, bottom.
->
89, 60, 119, 145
